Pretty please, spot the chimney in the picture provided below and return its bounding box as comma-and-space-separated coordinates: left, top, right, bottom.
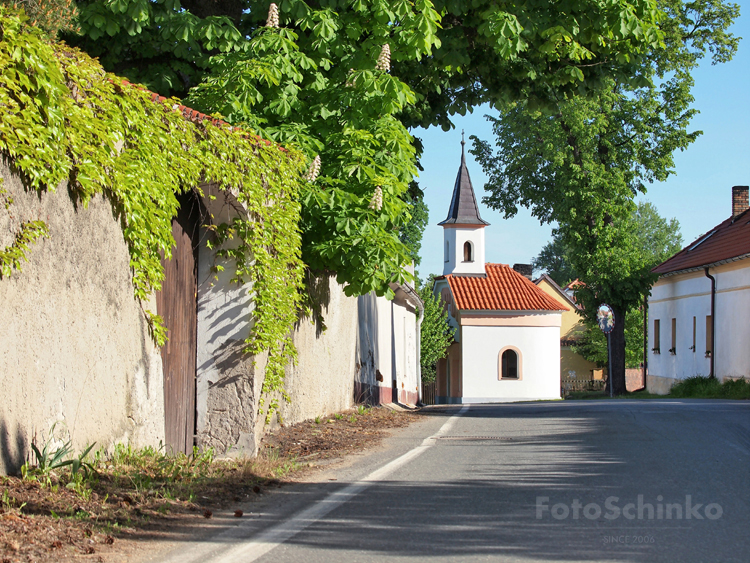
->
732, 186, 749, 217
513, 263, 533, 280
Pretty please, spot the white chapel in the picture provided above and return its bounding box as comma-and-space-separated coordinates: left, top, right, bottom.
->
432, 139, 564, 403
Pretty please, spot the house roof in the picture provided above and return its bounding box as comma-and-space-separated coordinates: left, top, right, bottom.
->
441, 264, 566, 312
652, 208, 750, 276
534, 273, 577, 310
438, 139, 490, 226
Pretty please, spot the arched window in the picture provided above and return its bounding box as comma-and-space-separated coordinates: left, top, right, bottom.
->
445, 241, 450, 262
463, 241, 473, 262
501, 349, 519, 379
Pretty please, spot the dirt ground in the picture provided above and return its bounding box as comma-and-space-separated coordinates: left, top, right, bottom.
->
0, 406, 418, 563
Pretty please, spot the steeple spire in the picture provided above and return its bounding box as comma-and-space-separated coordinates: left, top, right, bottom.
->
438, 135, 490, 226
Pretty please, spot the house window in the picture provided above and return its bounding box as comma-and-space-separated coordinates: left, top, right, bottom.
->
653, 319, 660, 354
706, 315, 713, 356
463, 241, 473, 262
670, 318, 676, 355
500, 348, 520, 379
691, 317, 696, 352
445, 241, 449, 262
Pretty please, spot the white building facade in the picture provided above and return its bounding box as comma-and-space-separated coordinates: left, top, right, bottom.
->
356, 278, 423, 406
648, 186, 750, 393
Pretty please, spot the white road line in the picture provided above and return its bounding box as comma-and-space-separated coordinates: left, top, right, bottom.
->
207, 405, 470, 563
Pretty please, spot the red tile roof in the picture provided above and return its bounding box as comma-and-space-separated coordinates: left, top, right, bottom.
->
444, 264, 566, 312
652, 209, 750, 275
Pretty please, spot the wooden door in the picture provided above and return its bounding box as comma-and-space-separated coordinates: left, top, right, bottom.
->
156, 191, 202, 455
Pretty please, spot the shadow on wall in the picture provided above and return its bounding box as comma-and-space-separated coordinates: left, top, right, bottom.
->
300, 269, 333, 338
0, 419, 28, 476
202, 339, 250, 391
355, 292, 381, 405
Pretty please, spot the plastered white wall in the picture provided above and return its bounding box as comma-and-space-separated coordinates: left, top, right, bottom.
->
461, 322, 561, 401
443, 227, 486, 275
356, 290, 419, 401
392, 298, 418, 399
649, 261, 750, 381
279, 276, 358, 425
0, 164, 164, 475
433, 278, 460, 337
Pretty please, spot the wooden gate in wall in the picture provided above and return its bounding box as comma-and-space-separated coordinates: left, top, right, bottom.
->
156, 191, 203, 455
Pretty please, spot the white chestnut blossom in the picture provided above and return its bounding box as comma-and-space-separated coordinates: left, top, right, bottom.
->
375, 44, 391, 72
266, 3, 279, 28
368, 186, 383, 211
304, 155, 321, 182
345, 69, 355, 87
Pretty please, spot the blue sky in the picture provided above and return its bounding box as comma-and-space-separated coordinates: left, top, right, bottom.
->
413, 3, 749, 281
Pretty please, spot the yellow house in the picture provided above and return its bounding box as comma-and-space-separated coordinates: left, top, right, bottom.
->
534, 274, 598, 382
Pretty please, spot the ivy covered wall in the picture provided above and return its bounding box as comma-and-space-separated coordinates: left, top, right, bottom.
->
0, 8, 310, 466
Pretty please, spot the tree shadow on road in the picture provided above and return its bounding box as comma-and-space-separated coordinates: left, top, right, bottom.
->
123, 402, 750, 563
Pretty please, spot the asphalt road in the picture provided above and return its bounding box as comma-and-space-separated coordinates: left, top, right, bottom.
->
157, 400, 750, 563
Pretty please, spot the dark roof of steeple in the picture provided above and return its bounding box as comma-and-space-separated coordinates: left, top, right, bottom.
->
438, 137, 490, 226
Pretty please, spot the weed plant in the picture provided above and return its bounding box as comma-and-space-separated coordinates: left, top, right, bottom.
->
20, 431, 294, 510
670, 376, 750, 399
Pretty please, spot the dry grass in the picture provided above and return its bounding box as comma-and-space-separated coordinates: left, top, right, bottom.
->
0, 405, 417, 562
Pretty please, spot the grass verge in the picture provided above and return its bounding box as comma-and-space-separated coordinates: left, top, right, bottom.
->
0, 405, 416, 562
566, 376, 750, 400
670, 376, 750, 399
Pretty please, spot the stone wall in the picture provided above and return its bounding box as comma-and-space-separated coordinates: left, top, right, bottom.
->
625, 368, 645, 392
0, 163, 164, 475
268, 275, 359, 437
0, 166, 413, 468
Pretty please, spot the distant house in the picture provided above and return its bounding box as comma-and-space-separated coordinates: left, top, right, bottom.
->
563, 279, 584, 303
534, 274, 598, 385
356, 274, 423, 407
432, 141, 564, 403
648, 186, 750, 393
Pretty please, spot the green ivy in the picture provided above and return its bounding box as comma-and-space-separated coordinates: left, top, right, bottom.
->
0, 179, 50, 279
0, 8, 306, 420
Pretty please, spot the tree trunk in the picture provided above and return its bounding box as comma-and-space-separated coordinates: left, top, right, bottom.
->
609, 304, 627, 395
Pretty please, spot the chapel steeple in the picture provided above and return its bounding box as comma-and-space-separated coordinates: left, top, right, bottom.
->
438, 133, 490, 227
440, 134, 489, 276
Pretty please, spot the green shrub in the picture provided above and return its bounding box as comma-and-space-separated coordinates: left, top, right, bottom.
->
670, 376, 750, 399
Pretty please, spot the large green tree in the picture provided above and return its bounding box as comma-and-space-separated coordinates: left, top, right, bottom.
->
60, 0, 664, 298
535, 202, 683, 368
473, 0, 738, 394
184, 22, 421, 296
399, 182, 429, 268
68, 0, 664, 111
532, 234, 576, 287
534, 201, 683, 287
